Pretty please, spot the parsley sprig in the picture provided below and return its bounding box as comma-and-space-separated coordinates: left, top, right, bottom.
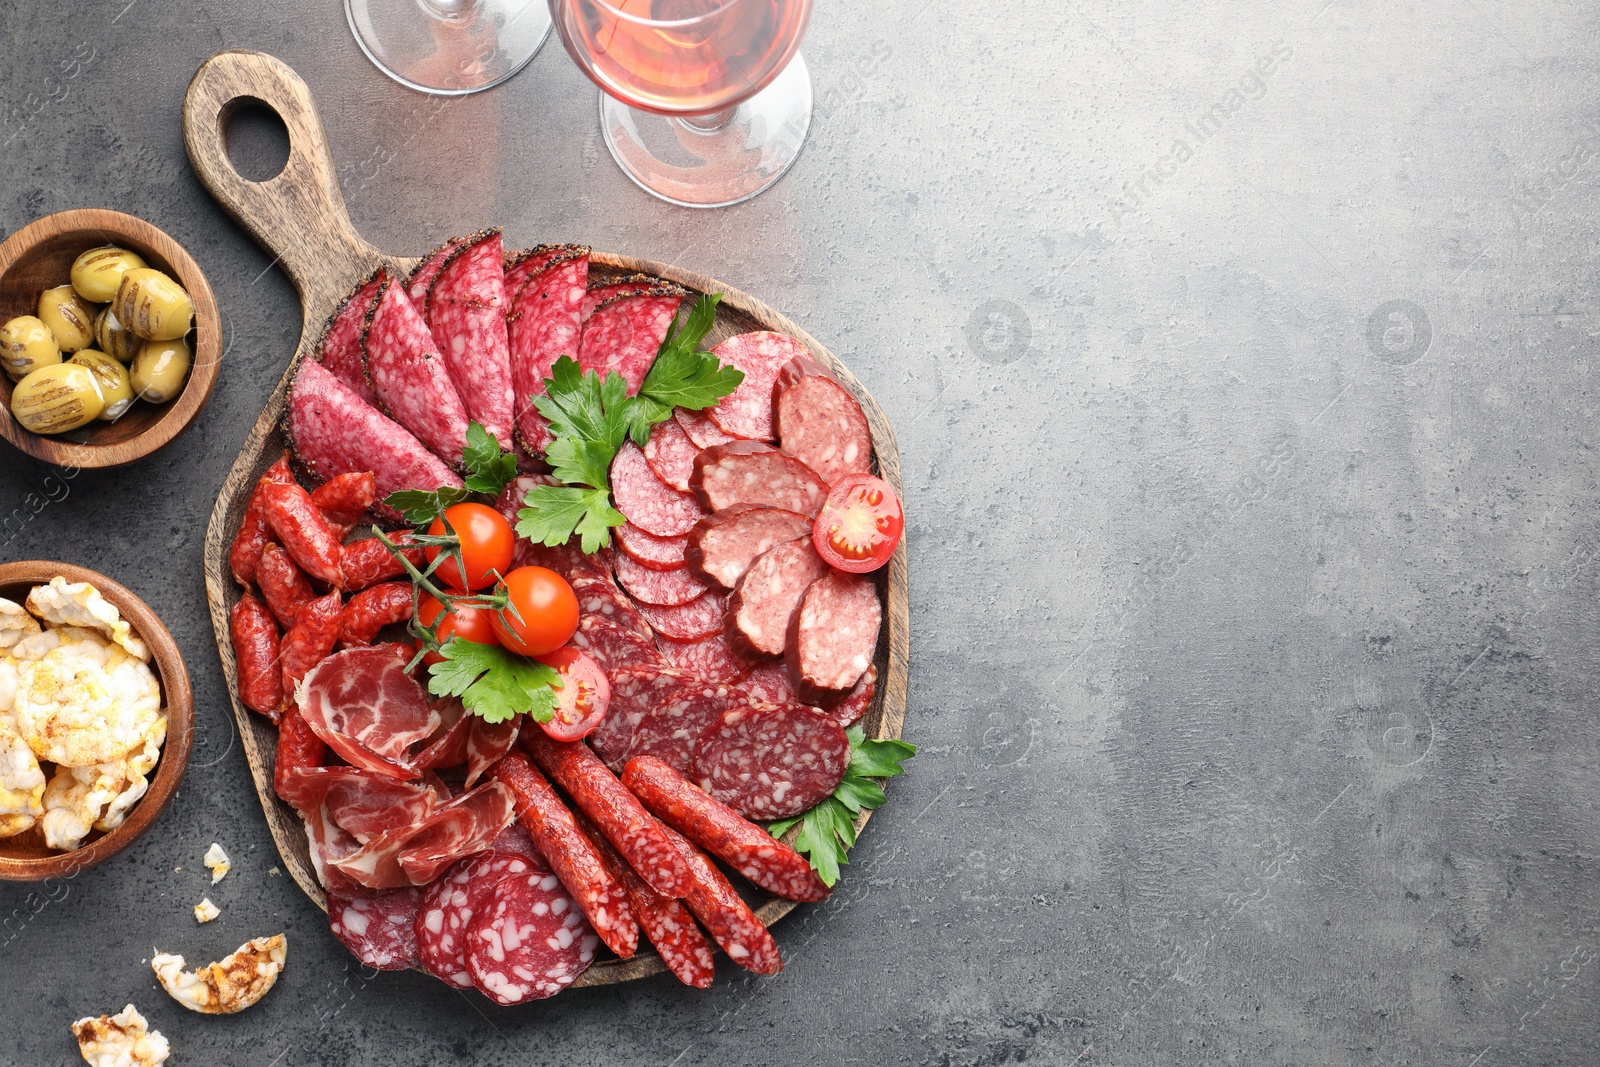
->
514, 294, 739, 552
768, 726, 916, 886
385, 422, 518, 525
426, 637, 558, 725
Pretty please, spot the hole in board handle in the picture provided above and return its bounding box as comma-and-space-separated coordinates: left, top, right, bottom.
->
221, 97, 291, 183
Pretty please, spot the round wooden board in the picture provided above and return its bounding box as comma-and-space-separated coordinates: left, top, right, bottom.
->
187, 50, 908, 988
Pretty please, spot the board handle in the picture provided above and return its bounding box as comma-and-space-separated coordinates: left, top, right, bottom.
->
183, 50, 383, 321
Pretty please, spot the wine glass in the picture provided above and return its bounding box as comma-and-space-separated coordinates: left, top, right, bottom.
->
347, 0, 553, 96
549, 0, 814, 208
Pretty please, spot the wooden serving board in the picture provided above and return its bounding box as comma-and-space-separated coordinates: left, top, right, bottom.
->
187, 51, 908, 988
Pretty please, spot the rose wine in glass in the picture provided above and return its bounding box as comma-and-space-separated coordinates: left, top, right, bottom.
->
549, 0, 814, 207
347, 0, 552, 96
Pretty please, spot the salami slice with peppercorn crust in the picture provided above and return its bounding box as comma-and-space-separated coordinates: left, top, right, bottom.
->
612, 550, 710, 607
772, 355, 873, 486
691, 702, 850, 820
612, 441, 707, 537
328, 885, 423, 971
581, 274, 670, 320
727, 537, 830, 658
424, 230, 515, 446
578, 289, 686, 396
691, 441, 829, 517
489, 752, 638, 959
706, 331, 810, 441
406, 236, 467, 315
624, 755, 830, 902
659, 825, 783, 976
505, 243, 584, 303
465, 868, 599, 1004
362, 277, 473, 468
508, 251, 588, 454
287, 361, 464, 519
615, 522, 689, 571
787, 569, 882, 707
316, 272, 383, 407
685, 505, 813, 590
522, 730, 692, 898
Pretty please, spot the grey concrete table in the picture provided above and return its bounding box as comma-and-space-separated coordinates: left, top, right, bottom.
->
2, 0, 1596, 1062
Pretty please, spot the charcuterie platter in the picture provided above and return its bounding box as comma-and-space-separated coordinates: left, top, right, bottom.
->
188, 50, 908, 993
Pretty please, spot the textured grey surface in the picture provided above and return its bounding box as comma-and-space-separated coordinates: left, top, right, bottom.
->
2, 0, 1598, 1062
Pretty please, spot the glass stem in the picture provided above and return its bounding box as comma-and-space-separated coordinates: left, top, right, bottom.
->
677, 108, 737, 133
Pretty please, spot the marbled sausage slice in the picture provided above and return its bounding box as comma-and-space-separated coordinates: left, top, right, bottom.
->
726, 537, 830, 658
685, 505, 812, 590
690, 441, 828, 517
787, 569, 882, 707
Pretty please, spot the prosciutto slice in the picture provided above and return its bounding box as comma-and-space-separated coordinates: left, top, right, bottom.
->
297, 647, 443, 780
328, 781, 516, 889
278, 765, 446, 842
464, 714, 520, 788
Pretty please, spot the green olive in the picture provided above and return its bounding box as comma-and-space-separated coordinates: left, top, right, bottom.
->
93, 306, 140, 363
69, 350, 134, 422
0, 315, 61, 381
112, 268, 192, 341
130, 337, 190, 403
70, 246, 146, 304
37, 285, 96, 353
10, 362, 105, 434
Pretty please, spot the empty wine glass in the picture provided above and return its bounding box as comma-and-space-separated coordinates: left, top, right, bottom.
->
548, 0, 814, 207
347, 0, 553, 95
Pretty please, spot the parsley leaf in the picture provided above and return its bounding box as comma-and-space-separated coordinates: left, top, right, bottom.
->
768, 726, 915, 886
516, 485, 626, 554
386, 486, 474, 526
461, 421, 519, 496
426, 637, 559, 724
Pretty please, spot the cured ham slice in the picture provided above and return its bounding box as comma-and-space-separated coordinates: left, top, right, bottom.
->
363, 277, 473, 468
328, 780, 516, 889
296, 647, 443, 780
276, 765, 443, 839
463, 714, 520, 788
425, 231, 515, 446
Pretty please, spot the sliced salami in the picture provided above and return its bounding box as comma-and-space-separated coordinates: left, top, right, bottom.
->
578, 290, 684, 395
691, 703, 850, 820
658, 630, 753, 685
508, 250, 588, 454
660, 825, 782, 976
425, 230, 515, 446
612, 551, 710, 607
505, 243, 584, 303
523, 731, 691, 898
570, 569, 653, 639
706, 331, 809, 441
612, 441, 707, 537
830, 664, 876, 727
642, 414, 701, 492
465, 869, 599, 1004
676, 407, 738, 449
407, 236, 467, 314
581, 274, 667, 320
614, 522, 688, 571
624, 755, 830, 903
692, 441, 828, 517
787, 569, 881, 706
741, 659, 800, 707
417, 851, 540, 988
685, 505, 812, 590
635, 591, 728, 642
287, 362, 463, 518
317, 273, 382, 407
329, 885, 423, 971
577, 810, 714, 988
627, 678, 746, 774
569, 613, 668, 674
773, 356, 872, 486
363, 277, 473, 468
727, 537, 830, 658
586, 665, 696, 770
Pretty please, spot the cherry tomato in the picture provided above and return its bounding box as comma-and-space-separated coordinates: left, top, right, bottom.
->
812, 474, 904, 574
427, 502, 514, 592
533, 647, 610, 741
416, 593, 500, 665
491, 566, 579, 657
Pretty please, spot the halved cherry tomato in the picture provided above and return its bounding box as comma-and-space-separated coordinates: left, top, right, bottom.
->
812, 474, 903, 574
416, 593, 500, 665
533, 647, 610, 741
491, 566, 579, 657
427, 502, 514, 592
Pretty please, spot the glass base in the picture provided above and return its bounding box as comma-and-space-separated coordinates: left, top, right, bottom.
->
600, 53, 812, 209
346, 0, 550, 96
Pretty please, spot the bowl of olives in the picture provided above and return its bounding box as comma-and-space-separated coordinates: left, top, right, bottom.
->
0, 209, 219, 469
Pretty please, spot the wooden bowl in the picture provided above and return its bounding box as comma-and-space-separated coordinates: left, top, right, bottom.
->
0, 560, 194, 882
0, 209, 221, 469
